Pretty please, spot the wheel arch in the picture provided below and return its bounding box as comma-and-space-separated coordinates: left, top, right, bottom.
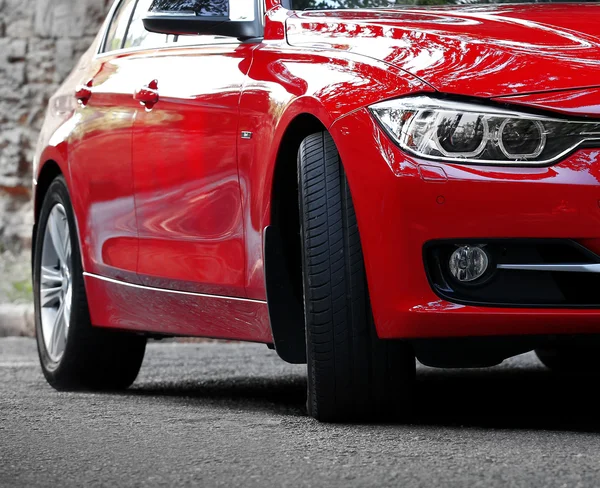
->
34, 160, 64, 223
32, 159, 84, 276
32, 160, 64, 263
265, 113, 330, 364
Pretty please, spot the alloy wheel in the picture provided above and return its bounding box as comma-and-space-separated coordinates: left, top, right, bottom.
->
39, 204, 72, 362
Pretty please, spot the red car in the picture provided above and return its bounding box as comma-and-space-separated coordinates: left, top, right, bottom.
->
32, 0, 600, 421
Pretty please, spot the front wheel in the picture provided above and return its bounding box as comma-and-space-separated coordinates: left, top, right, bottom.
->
33, 176, 146, 391
297, 132, 415, 422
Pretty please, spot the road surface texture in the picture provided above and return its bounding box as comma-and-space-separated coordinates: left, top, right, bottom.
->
2, 338, 600, 487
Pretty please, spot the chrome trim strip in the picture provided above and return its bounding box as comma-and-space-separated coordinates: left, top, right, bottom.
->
83, 272, 267, 303
497, 263, 600, 273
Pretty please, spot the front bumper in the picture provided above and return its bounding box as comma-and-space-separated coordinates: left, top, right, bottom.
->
331, 108, 600, 339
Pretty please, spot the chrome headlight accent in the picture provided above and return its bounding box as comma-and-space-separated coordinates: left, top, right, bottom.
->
369, 96, 600, 165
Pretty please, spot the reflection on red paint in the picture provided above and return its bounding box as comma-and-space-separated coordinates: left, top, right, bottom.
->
287, 5, 600, 98
331, 108, 600, 338
33, 2, 600, 342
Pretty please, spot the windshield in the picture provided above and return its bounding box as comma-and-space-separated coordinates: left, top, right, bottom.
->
291, 0, 600, 10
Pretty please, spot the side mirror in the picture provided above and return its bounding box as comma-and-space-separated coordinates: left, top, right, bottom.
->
143, 0, 262, 41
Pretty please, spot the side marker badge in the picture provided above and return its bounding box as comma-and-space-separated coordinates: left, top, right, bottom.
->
241, 131, 253, 140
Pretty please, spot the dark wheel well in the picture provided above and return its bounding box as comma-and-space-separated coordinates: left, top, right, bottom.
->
265, 114, 327, 364
35, 161, 62, 222
32, 161, 63, 262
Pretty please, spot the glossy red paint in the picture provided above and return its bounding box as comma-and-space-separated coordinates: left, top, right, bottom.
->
83, 274, 272, 342
238, 43, 430, 299
286, 4, 600, 98
495, 88, 600, 118
330, 107, 600, 338
33, 1, 600, 343
130, 44, 253, 296
67, 51, 143, 283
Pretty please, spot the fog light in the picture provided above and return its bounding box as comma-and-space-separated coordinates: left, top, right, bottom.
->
449, 245, 489, 282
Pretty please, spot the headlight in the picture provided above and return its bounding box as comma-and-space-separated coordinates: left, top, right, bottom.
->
369, 96, 600, 165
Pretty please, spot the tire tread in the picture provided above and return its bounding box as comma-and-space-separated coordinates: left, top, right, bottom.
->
298, 132, 415, 422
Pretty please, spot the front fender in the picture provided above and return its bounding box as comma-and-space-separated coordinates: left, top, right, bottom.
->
238, 39, 431, 300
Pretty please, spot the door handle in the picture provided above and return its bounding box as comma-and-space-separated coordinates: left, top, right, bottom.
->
134, 79, 159, 109
75, 79, 93, 105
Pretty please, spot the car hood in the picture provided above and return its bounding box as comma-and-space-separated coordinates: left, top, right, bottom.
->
286, 4, 600, 98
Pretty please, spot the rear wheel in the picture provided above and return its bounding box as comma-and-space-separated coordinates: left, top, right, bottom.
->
297, 131, 415, 422
33, 176, 146, 391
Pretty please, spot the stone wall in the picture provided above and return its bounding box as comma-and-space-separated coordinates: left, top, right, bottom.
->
0, 0, 111, 309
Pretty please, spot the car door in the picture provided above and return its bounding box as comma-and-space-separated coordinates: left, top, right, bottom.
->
130, 30, 257, 297
68, 0, 168, 283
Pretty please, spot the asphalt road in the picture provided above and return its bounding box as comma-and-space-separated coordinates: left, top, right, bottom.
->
2, 338, 600, 487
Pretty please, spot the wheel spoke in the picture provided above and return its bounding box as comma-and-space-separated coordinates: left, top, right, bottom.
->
48, 209, 67, 266
63, 228, 71, 267
41, 266, 63, 287
63, 289, 72, 330
49, 299, 66, 358
40, 285, 62, 308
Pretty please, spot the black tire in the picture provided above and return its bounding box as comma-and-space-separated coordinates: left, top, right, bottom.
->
535, 347, 600, 374
33, 176, 146, 391
298, 131, 416, 422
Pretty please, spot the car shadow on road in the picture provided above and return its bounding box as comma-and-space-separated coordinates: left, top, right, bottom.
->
130, 374, 309, 417
413, 366, 600, 431
128, 361, 600, 431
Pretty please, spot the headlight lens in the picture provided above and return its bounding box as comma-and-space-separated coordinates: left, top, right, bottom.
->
370, 96, 600, 165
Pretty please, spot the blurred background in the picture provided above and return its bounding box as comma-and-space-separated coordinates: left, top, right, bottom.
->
0, 0, 111, 335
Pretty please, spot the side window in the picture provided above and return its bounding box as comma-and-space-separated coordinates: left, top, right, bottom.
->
124, 0, 168, 50
149, 0, 229, 17
103, 0, 137, 53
